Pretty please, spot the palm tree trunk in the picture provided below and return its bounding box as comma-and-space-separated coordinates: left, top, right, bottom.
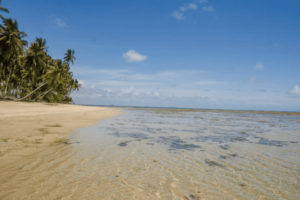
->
0, 65, 2, 87
4, 66, 13, 96
38, 89, 52, 101
19, 82, 48, 101
59, 95, 68, 103
33, 88, 52, 101
33, 91, 46, 101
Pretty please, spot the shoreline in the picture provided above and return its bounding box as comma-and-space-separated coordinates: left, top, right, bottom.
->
76, 104, 300, 115
0, 101, 122, 167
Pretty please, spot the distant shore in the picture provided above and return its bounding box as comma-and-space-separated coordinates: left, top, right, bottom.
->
120, 107, 300, 115
0, 101, 122, 167
78, 104, 300, 115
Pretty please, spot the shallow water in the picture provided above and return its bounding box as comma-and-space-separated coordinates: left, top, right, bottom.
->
1, 108, 300, 199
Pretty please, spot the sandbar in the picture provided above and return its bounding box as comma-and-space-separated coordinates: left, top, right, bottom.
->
0, 101, 121, 167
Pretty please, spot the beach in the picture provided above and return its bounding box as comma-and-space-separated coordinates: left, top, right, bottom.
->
0, 104, 300, 199
0, 101, 121, 167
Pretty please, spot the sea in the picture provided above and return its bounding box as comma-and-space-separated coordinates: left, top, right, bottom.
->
1, 107, 300, 199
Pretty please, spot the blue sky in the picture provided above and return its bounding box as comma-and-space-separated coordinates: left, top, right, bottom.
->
3, 0, 300, 111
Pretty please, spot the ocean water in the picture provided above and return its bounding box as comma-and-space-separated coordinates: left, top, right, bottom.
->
1, 108, 300, 200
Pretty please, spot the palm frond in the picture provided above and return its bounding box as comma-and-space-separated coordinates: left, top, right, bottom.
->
0, 7, 9, 13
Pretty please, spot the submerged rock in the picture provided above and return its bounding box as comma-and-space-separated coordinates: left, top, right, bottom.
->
191, 136, 248, 143
118, 142, 127, 147
257, 138, 290, 147
157, 136, 201, 150
219, 144, 230, 150
205, 159, 223, 168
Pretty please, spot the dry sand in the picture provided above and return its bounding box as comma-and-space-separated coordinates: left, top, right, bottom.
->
0, 101, 121, 167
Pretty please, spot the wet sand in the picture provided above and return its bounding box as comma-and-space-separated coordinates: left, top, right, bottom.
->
0, 101, 121, 167
1, 106, 300, 199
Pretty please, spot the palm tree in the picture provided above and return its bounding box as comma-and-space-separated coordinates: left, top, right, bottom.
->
0, 18, 27, 97
63, 49, 76, 65
42, 59, 70, 102
0, 4, 80, 103
0, 0, 9, 20
18, 59, 59, 101
19, 38, 51, 100
0, 19, 27, 61
35, 37, 48, 52
22, 39, 48, 82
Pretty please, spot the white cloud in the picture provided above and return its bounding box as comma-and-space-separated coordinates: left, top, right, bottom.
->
180, 3, 197, 11
124, 86, 135, 94
291, 85, 300, 94
248, 76, 257, 83
153, 92, 160, 97
172, 0, 210, 20
78, 80, 85, 87
255, 63, 264, 70
202, 6, 213, 11
72, 86, 214, 108
49, 15, 68, 28
286, 85, 300, 98
70, 72, 300, 111
123, 50, 147, 62
172, 11, 184, 20
72, 86, 298, 111
55, 18, 66, 28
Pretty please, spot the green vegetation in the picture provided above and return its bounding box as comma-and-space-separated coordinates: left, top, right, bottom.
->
0, 1, 81, 103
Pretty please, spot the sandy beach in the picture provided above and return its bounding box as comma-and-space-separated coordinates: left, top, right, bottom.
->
0, 101, 121, 167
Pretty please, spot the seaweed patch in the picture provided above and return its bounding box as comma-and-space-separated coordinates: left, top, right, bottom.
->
157, 136, 201, 150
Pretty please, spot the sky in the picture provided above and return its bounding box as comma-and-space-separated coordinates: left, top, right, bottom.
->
2, 0, 300, 111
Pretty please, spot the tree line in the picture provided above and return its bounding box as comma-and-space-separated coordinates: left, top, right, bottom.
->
0, 1, 81, 103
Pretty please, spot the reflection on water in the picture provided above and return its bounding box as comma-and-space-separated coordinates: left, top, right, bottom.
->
1, 108, 300, 199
